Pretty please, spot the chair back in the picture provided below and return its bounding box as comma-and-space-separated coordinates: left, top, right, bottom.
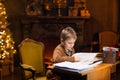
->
19, 38, 45, 77
99, 31, 118, 51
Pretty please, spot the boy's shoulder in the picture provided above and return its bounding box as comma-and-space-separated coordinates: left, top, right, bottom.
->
55, 44, 62, 49
55, 44, 65, 51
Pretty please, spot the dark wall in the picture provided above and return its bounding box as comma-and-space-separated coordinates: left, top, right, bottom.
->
118, 0, 120, 33
3, 0, 118, 66
4, 0, 25, 44
4, 0, 118, 45
4, 0, 26, 66
86, 0, 118, 40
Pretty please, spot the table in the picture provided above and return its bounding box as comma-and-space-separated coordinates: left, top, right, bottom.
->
81, 63, 111, 80
49, 63, 117, 80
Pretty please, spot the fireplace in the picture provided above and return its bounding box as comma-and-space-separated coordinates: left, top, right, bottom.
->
21, 16, 90, 60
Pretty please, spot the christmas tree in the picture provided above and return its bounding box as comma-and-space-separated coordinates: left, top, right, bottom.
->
0, 1, 16, 60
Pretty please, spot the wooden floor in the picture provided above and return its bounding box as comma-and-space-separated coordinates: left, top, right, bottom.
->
2, 66, 120, 80
3, 66, 22, 80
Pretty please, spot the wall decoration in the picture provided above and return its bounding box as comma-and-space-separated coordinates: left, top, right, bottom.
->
24, 0, 90, 17
25, 0, 44, 16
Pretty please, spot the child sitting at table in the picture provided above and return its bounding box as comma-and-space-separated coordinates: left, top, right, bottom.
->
46, 26, 80, 80
52, 26, 80, 63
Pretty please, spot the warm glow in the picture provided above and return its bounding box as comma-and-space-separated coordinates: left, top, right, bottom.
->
53, 0, 67, 16
0, 1, 16, 60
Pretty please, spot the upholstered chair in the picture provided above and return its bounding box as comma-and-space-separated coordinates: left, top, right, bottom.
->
91, 31, 119, 52
18, 38, 47, 80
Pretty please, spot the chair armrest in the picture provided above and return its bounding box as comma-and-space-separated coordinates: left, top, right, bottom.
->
20, 64, 36, 80
90, 41, 99, 52
20, 64, 36, 72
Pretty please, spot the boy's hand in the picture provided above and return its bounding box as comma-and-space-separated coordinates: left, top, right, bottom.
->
73, 56, 80, 62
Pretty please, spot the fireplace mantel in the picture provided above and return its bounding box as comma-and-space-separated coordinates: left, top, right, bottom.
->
21, 16, 90, 22
21, 15, 90, 41
20, 15, 90, 59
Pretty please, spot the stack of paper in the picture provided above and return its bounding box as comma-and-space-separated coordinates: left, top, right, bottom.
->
54, 53, 103, 73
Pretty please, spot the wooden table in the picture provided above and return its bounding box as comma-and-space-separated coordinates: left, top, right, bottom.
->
49, 63, 118, 80
81, 63, 111, 80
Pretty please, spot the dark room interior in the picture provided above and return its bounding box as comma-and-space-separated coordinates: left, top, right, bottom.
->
0, 0, 120, 80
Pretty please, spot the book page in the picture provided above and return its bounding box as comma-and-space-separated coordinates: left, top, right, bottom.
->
53, 53, 102, 72
72, 52, 99, 64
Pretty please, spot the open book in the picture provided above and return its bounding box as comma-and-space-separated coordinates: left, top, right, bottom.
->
72, 52, 102, 65
53, 53, 103, 73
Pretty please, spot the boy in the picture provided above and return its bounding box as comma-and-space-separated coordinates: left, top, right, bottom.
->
46, 27, 80, 80
53, 26, 80, 63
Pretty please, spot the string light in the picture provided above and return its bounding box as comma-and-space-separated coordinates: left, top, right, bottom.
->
0, 1, 16, 60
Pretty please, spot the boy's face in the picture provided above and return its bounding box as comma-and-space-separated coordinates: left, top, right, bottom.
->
63, 38, 76, 50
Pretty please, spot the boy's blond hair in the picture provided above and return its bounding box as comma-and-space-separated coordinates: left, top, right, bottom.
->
60, 27, 77, 41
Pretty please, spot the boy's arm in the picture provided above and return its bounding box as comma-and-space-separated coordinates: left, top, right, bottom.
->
53, 49, 75, 63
